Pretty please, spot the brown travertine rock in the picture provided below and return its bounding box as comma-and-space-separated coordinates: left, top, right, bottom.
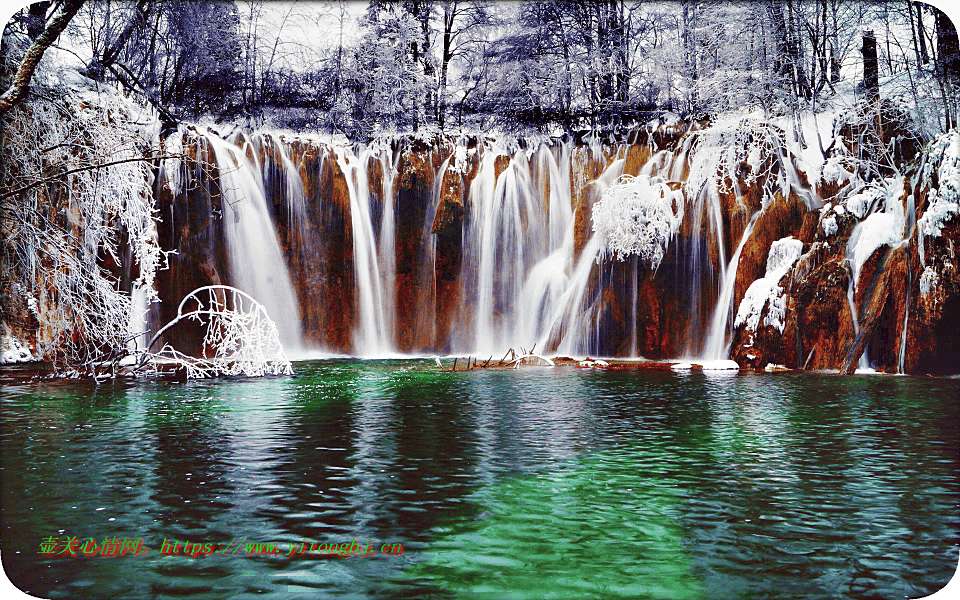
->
908, 213, 960, 374
732, 192, 808, 314
790, 257, 857, 369
395, 145, 438, 351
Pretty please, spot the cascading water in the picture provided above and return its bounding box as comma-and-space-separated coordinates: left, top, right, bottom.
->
203, 133, 304, 351
463, 146, 548, 355
335, 147, 393, 356
703, 214, 759, 360
166, 122, 828, 364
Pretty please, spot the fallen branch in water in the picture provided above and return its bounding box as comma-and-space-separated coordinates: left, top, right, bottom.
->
129, 285, 293, 379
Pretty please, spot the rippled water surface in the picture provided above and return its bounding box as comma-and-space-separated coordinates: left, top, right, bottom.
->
2, 360, 958, 599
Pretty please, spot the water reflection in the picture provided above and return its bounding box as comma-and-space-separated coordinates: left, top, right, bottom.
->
1, 363, 957, 599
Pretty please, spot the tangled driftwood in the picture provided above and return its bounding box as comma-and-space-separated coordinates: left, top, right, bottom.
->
134, 285, 293, 378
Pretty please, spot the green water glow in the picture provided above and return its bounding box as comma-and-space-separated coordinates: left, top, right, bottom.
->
1, 360, 957, 599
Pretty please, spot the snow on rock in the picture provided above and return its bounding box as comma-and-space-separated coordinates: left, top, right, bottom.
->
919, 266, 939, 296
592, 174, 684, 270
1, 331, 33, 363
918, 130, 960, 265
822, 215, 838, 237
845, 184, 885, 219
450, 144, 474, 175
821, 157, 851, 185
847, 212, 902, 284
735, 237, 804, 332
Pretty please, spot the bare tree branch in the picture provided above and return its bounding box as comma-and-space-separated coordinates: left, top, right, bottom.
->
0, 153, 183, 202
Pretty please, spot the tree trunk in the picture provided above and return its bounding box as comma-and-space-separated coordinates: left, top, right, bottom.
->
915, 2, 929, 65
862, 30, 879, 102
0, 0, 85, 116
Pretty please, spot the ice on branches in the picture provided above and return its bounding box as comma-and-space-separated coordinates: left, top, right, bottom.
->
918, 130, 960, 266
684, 116, 789, 207
591, 174, 684, 270
143, 286, 293, 379
1, 40, 165, 369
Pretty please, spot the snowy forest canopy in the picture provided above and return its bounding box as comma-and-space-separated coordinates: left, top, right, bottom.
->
4, 0, 960, 139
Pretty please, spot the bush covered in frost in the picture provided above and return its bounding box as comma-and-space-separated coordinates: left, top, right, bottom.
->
591, 174, 684, 270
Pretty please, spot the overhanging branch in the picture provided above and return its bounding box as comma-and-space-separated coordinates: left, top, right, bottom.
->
0, 153, 184, 202
0, 0, 86, 116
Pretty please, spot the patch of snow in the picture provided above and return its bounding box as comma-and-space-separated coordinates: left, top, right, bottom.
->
822, 215, 838, 237
847, 212, 901, 285
764, 364, 789, 372
671, 363, 693, 371
746, 146, 761, 171
845, 184, 884, 219
1, 331, 33, 363
834, 204, 846, 215
735, 237, 804, 332
821, 157, 850, 184
450, 144, 471, 174
919, 266, 939, 296
918, 132, 960, 265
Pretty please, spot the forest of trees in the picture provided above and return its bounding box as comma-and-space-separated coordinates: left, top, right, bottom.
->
3, 0, 959, 140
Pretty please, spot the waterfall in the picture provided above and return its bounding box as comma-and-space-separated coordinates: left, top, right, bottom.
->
703, 213, 759, 360
335, 147, 393, 356
203, 133, 304, 351
257, 133, 309, 239
465, 147, 545, 355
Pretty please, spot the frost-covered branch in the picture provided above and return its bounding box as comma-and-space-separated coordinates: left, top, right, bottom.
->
0, 153, 183, 202
1, 48, 165, 370
139, 286, 293, 378
591, 174, 684, 270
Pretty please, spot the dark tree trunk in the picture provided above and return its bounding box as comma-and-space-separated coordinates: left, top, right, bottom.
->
914, 1, 929, 65
935, 6, 960, 81
862, 30, 879, 101
0, 0, 85, 116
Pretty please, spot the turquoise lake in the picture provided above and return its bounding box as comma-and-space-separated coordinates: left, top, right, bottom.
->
1, 360, 958, 599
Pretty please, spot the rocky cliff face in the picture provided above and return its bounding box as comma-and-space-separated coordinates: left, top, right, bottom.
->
155, 115, 958, 374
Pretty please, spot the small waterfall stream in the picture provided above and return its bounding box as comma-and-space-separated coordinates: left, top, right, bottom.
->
335, 147, 392, 356
703, 214, 759, 360
203, 133, 304, 351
